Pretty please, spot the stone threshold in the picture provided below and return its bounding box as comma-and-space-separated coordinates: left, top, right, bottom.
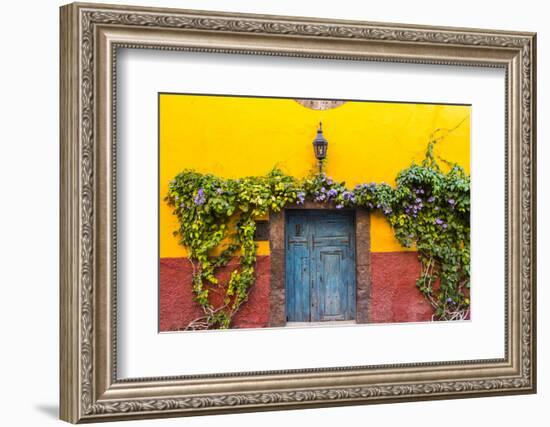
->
285, 320, 357, 328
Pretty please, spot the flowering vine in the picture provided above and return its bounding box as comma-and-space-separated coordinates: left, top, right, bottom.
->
166, 141, 470, 329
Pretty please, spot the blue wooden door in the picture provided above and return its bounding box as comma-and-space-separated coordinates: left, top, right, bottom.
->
286, 210, 356, 322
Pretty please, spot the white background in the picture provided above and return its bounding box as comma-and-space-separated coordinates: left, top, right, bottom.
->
0, 0, 546, 426
118, 49, 505, 377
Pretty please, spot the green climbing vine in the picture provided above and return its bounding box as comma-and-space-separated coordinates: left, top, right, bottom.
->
166, 137, 470, 329
166, 169, 299, 329
381, 139, 470, 321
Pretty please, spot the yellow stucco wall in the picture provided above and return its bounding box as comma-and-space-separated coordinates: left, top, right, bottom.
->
159, 94, 470, 257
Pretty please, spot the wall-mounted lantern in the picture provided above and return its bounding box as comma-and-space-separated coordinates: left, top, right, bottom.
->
312, 122, 328, 173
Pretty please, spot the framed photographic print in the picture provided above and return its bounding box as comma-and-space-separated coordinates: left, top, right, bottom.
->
59, 2, 537, 423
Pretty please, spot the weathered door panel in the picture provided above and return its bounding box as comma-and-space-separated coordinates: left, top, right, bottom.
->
285, 210, 356, 322
285, 214, 311, 322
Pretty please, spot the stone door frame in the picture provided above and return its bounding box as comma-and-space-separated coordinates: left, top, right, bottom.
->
268, 201, 371, 327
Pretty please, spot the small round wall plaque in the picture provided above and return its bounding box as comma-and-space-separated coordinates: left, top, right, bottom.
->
294, 99, 346, 110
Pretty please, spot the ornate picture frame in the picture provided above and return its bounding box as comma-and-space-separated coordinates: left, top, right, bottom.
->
60, 2, 536, 423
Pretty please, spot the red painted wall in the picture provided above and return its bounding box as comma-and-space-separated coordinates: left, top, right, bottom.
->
159, 252, 432, 331
369, 252, 433, 323
159, 256, 271, 331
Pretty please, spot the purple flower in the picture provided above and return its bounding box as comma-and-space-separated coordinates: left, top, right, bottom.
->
216, 188, 223, 194
326, 177, 333, 185
446, 297, 453, 303
383, 207, 392, 215
448, 199, 456, 205
415, 198, 422, 204
175, 195, 179, 201
193, 188, 206, 206
327, 188, 338, 198
320, 187, 326, 193
296, 191, 305, 205
343, 191, 354, 201
428, 196, 435, 203
336, 204, 343, 209
435, 218, 447, 229
314, 192, 326, 202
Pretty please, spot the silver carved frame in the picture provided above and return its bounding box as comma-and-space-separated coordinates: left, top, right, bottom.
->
59, 2, 537, 423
